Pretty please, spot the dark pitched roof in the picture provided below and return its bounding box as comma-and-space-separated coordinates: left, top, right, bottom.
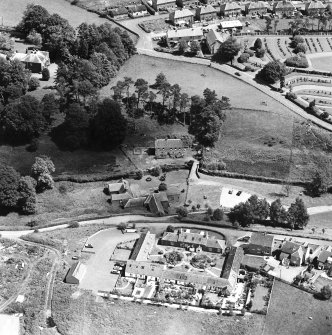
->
144, 193, 166, 214
318, 250, 332, 263
241, 255, 267, 270
128, 4, 147, 12
280, 241, 301, 255
222, 247, 244, 280
249, 233, 274, 248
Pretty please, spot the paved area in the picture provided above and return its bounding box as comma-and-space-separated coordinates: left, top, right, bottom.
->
79, 228, 139, 294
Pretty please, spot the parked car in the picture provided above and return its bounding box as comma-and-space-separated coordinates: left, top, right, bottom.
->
85, 243, 93, 248
111, 270, 120, 274
236, 191, 242, 196
72, 256, 79, 260
146, 177, 152, 181
235, 72, 241, 76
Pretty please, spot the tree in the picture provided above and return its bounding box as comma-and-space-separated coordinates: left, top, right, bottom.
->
287, 197, 309, 229
320, 285, 332, 300
176, 206, 188, 218
190, 40, 201, 54
154, 72, 168, 89
256, 48, 265, 58
179, 93, 189, 124
229, 195, 270, 227
270, 199, 287, 227
306, 170, 328, 197
257, 60, 287, 84
17, 176, 37, 214
178, 40, 188, 54
26, 29, 42, 46
207, 207, 213, 216
0, 95, 47, 144
31, 156, 55, 192
42, 68, 50, 81
203, 88, 217, 106
166, 225, 175, 232
213, 208, 224, 221
158, 81, 171, 109
28, 77, 40, 91
213, 37, 241, 64
134, 78, 149, 109
0, 164, 21, 209
254, 38, 263, 50
265, 17, 272, 33
90, 98, 127, 149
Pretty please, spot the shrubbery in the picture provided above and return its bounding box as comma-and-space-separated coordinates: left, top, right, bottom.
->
285, 54, 309, 68
238, 52, 250, 63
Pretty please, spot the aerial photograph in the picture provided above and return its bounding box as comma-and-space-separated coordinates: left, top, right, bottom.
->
0, 0, 332, 334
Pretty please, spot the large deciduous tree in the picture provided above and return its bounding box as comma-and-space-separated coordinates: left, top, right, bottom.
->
0, 164, 20, 210
256, 60, 287, 84
287, 197, 309, 229
270, 198, 287, 227
213, 37, 241, 64
89, 98, 127, 149
31, 156, 55, 192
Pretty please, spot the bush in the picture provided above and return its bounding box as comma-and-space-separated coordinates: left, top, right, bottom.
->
213, 208, 224, 221
285, 54, 309, 68
150, 166, 162, 177
158, 182, 167, 191
294, 43, 307, 54
176, 206, 188, 218
238, 52, 250, 63
26, 138, 39, 152
244, 65, 255, 72
257, 60, 287, 84
68, 222, 79, 228
286, 91, 298, 100
256, 48, 265, 58
42, 68, 50, 81
291, 36, 305, 48
136, 170, 143, 180
28, 77, 40, 91
166, 225, 175, 232
246, 49, 255, 57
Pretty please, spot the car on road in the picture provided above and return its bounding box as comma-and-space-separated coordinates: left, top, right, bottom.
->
85, 243, 93, 248
146, 177, 152, 181
72, 256, 79, 260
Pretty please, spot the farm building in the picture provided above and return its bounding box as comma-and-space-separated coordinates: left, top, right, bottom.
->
107, 179, 130, 195
144, 192, 170, 215
243, 232, 275, 256
196, 5, 217, 21
221, 246, 244, 289
108, 7, 129, 19
128, 5, 149, 18
65, 262, 86, 284
169, 8, 194, 25
220, 2, 241, 17
155, 138, 185, 158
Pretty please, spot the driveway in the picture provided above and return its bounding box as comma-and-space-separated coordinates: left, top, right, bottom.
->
79, 228, 139, 294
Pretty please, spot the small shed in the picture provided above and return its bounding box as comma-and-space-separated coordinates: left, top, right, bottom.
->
65, 262, 86, 284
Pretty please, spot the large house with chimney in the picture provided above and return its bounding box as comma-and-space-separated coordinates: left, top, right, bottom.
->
169, 8, 194, 25
196, 5, 218, 21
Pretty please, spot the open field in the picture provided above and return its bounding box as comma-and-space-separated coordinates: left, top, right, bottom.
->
0, 0, 116, 28
103, 55, 296, 115
52, 285, 265, 335
265, 280, 332, 335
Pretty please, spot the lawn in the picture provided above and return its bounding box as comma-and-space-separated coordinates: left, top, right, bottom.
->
310, 54, 332, 72
251, 285, 269, 312
265, 280, 332, 335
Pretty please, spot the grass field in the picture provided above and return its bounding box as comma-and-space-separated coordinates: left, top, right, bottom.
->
310, 55, 332, 72
265, 280, 332, 335
0, 0, 116, 28
52, 284, 265, 335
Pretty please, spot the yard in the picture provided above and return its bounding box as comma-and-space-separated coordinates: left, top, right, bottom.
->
265, 280, 332, 335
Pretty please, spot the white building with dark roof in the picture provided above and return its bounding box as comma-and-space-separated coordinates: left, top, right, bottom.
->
206, 29, 229, 54
220, 2, 242, 17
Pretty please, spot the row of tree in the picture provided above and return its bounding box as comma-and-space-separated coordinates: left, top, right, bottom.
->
112, 72, 231, 148
229, 195, 309, 230
0, 156, 55, 214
